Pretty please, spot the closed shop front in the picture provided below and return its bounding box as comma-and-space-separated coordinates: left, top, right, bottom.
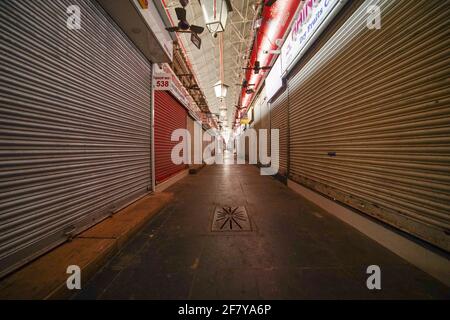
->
202, 127, 216, 159
187, 115, 203, 165
0, 0, 152, 276
253, 96, 262, 132
243, 108, 254, 162
270, 89, 289, 177
187, 116, 196, 165
154, 91, 188, 183
259, 96, 270, 133
259, 92, 270, 163
252, 89, 270, 164
287, 0, 450, 251
252, 95, 262, 163
202, 128, 209, 159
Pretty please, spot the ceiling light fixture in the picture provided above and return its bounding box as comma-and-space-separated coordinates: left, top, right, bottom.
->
214, 81, 229, 98
253, 18, 262, 29
199, 0, 230, 34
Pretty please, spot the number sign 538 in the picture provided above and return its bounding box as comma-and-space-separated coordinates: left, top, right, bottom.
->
153, 73, 171, 90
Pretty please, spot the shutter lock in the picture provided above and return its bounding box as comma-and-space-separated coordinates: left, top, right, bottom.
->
64, 226, 77, 241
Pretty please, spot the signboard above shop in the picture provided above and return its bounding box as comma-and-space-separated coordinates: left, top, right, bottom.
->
191, 32, 202, 50
265, 0, 347, 101
265, 56, 283, 101
240, 118, 250, 125
153, 73, 171, 90
281, 0, 347, 75
153, 63, 202, 122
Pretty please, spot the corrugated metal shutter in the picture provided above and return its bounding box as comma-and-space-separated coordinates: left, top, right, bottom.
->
202, 128, 216, 158
254, 96, 262, 131
0, 0, 152, 276
288, 0, 450, 251
270, 89, 289, 176
154, 91, 188, 183
260, 95, 270, 161
252, 91, 270, 164
253, 95, 262, 163
260, 96, 270, 131
202, 128, 208, 155
187, 116, 195, 165
202, 128, 208, 158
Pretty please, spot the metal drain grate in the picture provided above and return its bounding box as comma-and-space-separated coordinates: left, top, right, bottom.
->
211, 206, 251, 232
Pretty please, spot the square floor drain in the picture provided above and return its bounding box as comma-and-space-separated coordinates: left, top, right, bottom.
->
211, 206, 252, 232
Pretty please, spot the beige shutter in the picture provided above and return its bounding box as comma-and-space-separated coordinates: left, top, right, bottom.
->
288, 0, 450, 251
253, 92, 270, 164
260, 94, 270, 163
270, 89, 289, 177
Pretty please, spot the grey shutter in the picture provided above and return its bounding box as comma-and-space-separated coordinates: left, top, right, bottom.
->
0, 0, 152, 276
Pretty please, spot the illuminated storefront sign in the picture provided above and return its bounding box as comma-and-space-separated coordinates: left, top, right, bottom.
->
264, 0, 347, 100
281, 0, 347, 74
240, 118, 250, 125
265, 55, 283, 101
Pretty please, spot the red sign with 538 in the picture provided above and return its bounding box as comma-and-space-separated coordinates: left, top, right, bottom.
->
153, 73, 171, 90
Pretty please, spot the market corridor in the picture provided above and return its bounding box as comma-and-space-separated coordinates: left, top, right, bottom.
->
74, 161, 448, 300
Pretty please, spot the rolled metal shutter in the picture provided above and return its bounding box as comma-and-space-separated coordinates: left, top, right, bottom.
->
288, 0, 450, 251
260, 96, 270, 131
0, 0, 152, 276
202, 128, 208, 156
260, 95, 270, 158
253, 95, 262, 163
202, 128, 209, 158
187, 116, 195, 165
154, 91, 188, 183
270, 90, 289, 176
253, 92, 270, 164
254, 96, 262, 131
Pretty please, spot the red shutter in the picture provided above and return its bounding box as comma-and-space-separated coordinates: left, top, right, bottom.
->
154, 91, 188, 183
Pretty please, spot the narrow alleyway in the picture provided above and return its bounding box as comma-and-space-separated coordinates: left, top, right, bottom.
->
1, 0, 449, 305
74, 158, 448, 299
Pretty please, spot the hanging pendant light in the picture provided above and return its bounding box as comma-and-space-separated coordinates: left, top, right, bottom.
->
200, 0, 230, 34
214, 81, 229, 98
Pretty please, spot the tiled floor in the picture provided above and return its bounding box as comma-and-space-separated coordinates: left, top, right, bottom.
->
74, 162, 449, 300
